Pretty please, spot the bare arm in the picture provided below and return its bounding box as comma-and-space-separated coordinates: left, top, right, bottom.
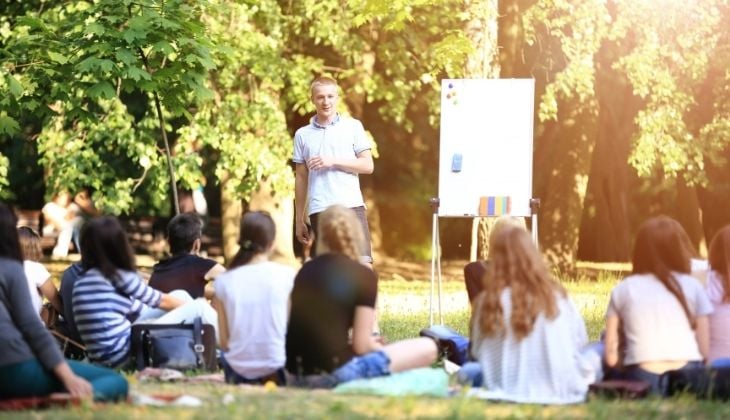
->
294, 163, 311, 245
157, 293, 184, 311
211, 296, 229, 351
204, 263, 226, 281
604, 314, 621, 368
351, 306, 383, 355
203, 263, 226, 299
39, 279, 63, 313
307, 150, 374, 174
695, 315, 710, 363
53, 362, 93, 399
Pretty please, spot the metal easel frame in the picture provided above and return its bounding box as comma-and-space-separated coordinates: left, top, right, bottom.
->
429, 197, 540, 326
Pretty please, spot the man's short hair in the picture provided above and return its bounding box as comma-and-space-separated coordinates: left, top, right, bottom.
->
310, 76, 338, 96
167, 212, 203, 255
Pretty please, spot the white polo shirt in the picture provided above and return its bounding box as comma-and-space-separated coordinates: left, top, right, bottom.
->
293, 115, 371, 215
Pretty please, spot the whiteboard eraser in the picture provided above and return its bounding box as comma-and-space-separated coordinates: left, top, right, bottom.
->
451, 153, 463, 172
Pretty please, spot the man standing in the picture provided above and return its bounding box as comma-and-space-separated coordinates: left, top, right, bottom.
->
293, 76, 374, 263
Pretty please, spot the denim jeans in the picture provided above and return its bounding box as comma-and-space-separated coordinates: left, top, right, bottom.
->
220, 354, 287, 386
457, 361, 483, 387
331, 350, 391, 383
616, 361, 704, 396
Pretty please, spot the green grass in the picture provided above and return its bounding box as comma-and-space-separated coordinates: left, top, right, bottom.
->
8, 271, 730, 419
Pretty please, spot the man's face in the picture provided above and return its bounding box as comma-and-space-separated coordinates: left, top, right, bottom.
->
311, 83, 338, 120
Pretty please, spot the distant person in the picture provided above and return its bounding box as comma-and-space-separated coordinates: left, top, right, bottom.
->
706, 225, 730, 366
149, 212, 225, 299
17, 226, 63, 320
465, 225, 596, 404
0, 203, 128, 402
286, 205, 437, 385
212, 211, 296, 385
72, 216, 217, 368
42, 191, 81, 258
603, 216, 712, 395
463, 216, 527, 304
293, 76, 374, 264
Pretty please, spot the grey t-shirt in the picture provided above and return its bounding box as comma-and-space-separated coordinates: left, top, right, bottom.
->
0, 257, 64, 369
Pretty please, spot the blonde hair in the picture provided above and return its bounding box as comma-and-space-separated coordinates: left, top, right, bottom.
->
488, 216, 527, 260
478, 225, 565, 341
316, 205, 364, 261
17, 226, 42, 262
310, 76, 338, 96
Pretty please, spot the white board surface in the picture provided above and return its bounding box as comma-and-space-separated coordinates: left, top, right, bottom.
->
438, 79, 534, 217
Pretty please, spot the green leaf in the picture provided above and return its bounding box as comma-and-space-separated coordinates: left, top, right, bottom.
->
87, 81, 116, 99
127, 66, 152, 82
0, 114, 20, 135
6, 76, 23, 98
48, 51, 69, 64
116, 49, 137, 65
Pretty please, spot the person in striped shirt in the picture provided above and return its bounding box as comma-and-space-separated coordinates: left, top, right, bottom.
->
72, 216, 214, 368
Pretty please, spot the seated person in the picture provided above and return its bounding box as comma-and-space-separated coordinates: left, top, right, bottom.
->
72, 216, 217, 368
58, 262, 86, 356
286, 205, 438, 385
463, 216, 526, 304
212, 211, 296, 385
706, 225, 730, 366
42, 191, 82, 258
17, 227, 63, 319
149, 212, 225, 299
0, 203, 127, 401
466, 225, 596, 404
604, 216, 712, 395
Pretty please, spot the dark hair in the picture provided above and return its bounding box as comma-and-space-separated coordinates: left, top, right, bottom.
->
80, 216, 136, 281
631, 216, 694, 327
167, 212, 203, 255
17, 226, 42, 262
0, 203, 23, 262
229, 211, 276, 269
709, 225, 730, 303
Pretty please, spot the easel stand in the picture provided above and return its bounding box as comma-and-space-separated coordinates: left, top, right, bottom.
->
428, 197, 541, 327
429, 197, 443, 326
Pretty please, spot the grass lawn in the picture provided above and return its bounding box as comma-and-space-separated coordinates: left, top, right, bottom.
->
6, 266, 730, 419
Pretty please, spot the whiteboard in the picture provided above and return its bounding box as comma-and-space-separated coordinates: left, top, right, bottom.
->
438, 79, 534, 217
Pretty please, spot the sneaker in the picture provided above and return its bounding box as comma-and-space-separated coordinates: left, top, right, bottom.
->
419, 325, 470, 366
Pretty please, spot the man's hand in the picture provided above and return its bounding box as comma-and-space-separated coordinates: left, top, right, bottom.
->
307, 156, 336, 171
295, 219, 312, 245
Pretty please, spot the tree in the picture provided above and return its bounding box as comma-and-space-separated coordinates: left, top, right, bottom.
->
1, 0, 214, 214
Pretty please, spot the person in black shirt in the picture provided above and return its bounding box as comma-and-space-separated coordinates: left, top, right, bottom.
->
286, 205, 437, 384
149, 213, 225, 299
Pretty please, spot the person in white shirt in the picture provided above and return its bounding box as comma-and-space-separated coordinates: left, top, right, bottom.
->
212, 211, 296, 385
604, 216, 712, 395
468, 225, 596, 404
17, 226, 62, 319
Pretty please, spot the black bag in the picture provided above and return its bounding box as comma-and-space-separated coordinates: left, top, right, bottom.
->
131, 317, 217, 371
664, 366, 730, 400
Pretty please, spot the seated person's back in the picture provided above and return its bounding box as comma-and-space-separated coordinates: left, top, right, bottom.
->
149, 213, 224, 298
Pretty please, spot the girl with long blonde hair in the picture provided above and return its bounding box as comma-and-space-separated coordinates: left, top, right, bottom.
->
469, 225, 594, 404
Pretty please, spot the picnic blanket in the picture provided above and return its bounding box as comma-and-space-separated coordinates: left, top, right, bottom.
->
333, 367, 449, 397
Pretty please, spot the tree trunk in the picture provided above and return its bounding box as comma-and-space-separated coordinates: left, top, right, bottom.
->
246, 178, 296, 264
465, 0, 500, 260
534, 104, 597, 273
220, 175, 242, 265
577, 41, 637, 263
